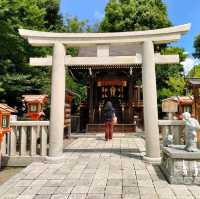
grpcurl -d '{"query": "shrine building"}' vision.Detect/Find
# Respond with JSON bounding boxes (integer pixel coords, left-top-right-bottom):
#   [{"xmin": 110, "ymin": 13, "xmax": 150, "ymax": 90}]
[{"xmin": 71, "ymin": 46, "xmax": 144, "ymax": 133}]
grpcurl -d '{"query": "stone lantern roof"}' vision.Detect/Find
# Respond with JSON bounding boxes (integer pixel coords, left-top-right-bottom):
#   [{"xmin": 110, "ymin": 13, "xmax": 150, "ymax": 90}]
[{"xmin": 22, "ymin": 95, "xmax": 48, "ymax": 104}]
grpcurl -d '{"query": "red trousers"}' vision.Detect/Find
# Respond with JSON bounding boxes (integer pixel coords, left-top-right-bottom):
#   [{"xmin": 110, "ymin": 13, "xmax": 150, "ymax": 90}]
[{"xmin": 105, "ymin": 121, "xmax": 113, "ymax": 140}]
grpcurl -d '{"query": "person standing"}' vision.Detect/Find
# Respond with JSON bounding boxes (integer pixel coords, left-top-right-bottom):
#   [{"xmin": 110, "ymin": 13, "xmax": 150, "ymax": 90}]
[{"xmin": 104, "ymin": 101, "xmax": 115, "ymax": 141}]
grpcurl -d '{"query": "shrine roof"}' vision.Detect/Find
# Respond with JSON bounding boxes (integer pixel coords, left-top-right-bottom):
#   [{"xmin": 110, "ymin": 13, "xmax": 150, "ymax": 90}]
[
  {"xmin": 78, "ymin": 44, "xmax": 141, "ymax": 57},
  {"xmin": 0, "ymin": 103, "xmax": 17, "ymax": 113},
  {"xmin": 70, "ymin": 64, "xmax": 140, "ymax": 70},
  {"xmin": 187, "ymin": 78, "xmax": 200, "ymax": 87},
  {"xmin": 162, "ymin": 96, "xmax": 194, "ymax": 105},
  {"xmin": 70, "ymin": 44, "xmax": 141, "ymax": 68},
  {"xmin": 22, "ymin": 95, "xmax": 48, "ymax": 104}
]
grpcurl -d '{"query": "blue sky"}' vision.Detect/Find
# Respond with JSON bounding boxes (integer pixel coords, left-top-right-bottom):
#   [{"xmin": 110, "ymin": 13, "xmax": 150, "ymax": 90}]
[{"xmin": 60, "ymin": 0, "xmax": 200, "ymax": 72}]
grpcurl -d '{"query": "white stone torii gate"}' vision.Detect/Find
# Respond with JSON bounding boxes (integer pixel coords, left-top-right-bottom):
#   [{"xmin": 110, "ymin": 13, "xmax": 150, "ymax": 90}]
[{"xmin": 19, "ymin": 24, "xmax": 190, "ymax": 164}]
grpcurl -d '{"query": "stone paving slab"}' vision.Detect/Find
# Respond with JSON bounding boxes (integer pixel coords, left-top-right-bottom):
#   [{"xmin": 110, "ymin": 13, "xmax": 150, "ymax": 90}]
[{"xmin": 0, "ymin": 135, "xmax": 200, "ymax": 198}]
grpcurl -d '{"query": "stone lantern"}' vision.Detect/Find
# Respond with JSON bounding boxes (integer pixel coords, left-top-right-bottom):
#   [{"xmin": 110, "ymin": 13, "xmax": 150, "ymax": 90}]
[
  {"xmin": 0, "ymin": 103, "xmax": 17, "ymax": 168},
  {"xmin": 0, "ymin": 103, "xmax": 17, "ymax": 142},
  {"xmin": 23, "ymin": 95, "xmax": 48, "ymax": 121}
]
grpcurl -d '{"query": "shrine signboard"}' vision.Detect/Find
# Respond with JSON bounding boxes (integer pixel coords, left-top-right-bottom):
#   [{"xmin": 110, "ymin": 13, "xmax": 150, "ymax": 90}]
[
  {"xmin": 162, "ymin": 99, "xmax": 178, "ymax": 113},
  {"xmin": 97, "ymin": 80, "xmax": 127, "ymax": 87}
]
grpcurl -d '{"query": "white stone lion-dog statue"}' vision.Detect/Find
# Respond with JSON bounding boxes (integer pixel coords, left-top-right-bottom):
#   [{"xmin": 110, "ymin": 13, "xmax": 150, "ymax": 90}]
[{"xmin": 182, "ymin": 112, "xmax": 200, "ymax": 152}]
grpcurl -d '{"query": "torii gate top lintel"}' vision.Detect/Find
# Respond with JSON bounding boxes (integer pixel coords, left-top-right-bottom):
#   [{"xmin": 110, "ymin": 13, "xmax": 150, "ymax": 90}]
[{"xmin": 19, "ymin": 23, "xmax": 191, "ymax": 47}]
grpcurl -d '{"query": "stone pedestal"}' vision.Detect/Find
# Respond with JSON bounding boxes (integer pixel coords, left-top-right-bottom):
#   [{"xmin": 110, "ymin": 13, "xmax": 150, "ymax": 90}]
[{"xmin": 161, "ymin": 145, "xmax": 200, "ymax": 184}]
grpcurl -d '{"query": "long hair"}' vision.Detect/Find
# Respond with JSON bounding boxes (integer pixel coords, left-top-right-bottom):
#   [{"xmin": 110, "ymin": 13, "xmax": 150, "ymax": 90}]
[{"xmin": 104, "ymin": 101, "xmax": 113, "ymax": 111}]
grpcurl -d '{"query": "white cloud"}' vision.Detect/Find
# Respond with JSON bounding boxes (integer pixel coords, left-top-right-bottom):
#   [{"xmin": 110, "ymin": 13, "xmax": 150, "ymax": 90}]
[
  {"xmin": 94, "ymin": 11, "xmax": 104, "ymax": 21},
  {"xmin": 181, "ymin": 56, "xmax": 200, "ymax": 75}
]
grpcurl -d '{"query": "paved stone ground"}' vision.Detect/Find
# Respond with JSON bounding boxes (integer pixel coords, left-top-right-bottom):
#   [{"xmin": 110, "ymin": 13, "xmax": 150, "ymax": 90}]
[
  {"xmin": 0, "ymin": 167, "xmax": 23, "ymax": 185},
  {"xmin": 1, "ymin": 134, "xmax": 200, "ymax": 199}
]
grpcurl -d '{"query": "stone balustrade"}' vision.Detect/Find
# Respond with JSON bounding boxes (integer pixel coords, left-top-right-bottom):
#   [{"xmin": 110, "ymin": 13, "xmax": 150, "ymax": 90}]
[
  {"xmin": 158, "ymin": 120, "xmax": 185, "ymax": 145},
  {"xmin": 0, "ymin": 119, "xmax": 186, "ymax": 167},
  {"xmin": 1, "ymin": 121, "xmax": 49, "ymax": 166}
]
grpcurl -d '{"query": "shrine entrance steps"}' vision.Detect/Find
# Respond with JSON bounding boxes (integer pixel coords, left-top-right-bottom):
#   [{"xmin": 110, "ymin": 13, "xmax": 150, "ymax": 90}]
[{"xmin": 86, "ymin": 124, "xmax": 136, "ymax": 133}]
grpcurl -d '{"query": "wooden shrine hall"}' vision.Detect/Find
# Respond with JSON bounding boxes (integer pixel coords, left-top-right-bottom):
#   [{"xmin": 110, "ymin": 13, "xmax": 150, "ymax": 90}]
[{"xmin": 70, "ymin": 45, "xmax": 144, "ymax": 133}]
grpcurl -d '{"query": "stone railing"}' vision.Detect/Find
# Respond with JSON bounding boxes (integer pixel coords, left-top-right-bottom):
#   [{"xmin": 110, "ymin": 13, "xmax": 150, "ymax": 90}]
[
  {"xmin": 1, "ymin": 121, "xmax": 49, "ymax": 166},
  {"xmin": 158, "ymin": 120, "xmax": 185, "ymax": 145}
]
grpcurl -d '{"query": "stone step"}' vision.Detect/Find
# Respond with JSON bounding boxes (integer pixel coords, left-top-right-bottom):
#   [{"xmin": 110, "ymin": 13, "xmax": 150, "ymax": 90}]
[{"xmin": 86, "ymin": 123, "xmax": 136, "ymax": 133}]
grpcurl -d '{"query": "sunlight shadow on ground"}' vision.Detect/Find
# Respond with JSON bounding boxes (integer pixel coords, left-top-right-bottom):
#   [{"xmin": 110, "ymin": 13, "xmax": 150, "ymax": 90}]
[{"xmin": 63, "ymin": 148, "xmax": 142, "ymax": 160}]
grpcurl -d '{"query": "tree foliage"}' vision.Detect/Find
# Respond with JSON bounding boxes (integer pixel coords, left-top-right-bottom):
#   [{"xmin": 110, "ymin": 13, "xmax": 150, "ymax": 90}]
[
  {"xmin": 158, "ymin": 75, "xmax": 186, "ymax": 100},
  {"xmin": 187, "ymin": 65, "xmax": 200, "ymax": 78},
  {"xmin": 65, "ymin": 16, "xmax": 96, "ymax": 33},
  {"xmin": 156, "ymin": 47, "xmax": 186, "ymax": 98},
  {"xmin": 193, "ymin": 34, "xmax": 200, "ymax": 59},
  {"xmin": 0, "ymin": 0, "xmax": 64, "ymax": 112},
  {"xmin": 0, "ymin": 1, "xmax": 95, "ymax": 115},
  {"xmin": 100, "ymin": 0, "xmax": 171, "ymax": 32}
]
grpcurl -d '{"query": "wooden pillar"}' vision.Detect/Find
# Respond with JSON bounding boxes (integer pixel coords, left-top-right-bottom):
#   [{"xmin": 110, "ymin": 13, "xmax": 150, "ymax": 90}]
[
  {"xmin": 93, "ymin": 79, "xmax": 97, "ymax": 123},
  {"xmin": 128, "ymin": 76, "xmax": 134, "ymax": 123},
  {"xmin": 193, "ymin": 88, "xmax": 199, "ymax": 120},
  {"xmin": 89, "ymin": 76, "xmax": 94, "ymax": 123},
  {"xmin": 137, "ymin": 86, "xmax": 141, "ymax": 102},
  {"xmin": 64, "ymin": 103, "xmax": 71, "ymax": 136}
]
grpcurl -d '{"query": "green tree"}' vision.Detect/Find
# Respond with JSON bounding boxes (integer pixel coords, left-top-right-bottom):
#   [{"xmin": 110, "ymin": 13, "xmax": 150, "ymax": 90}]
[
  {"xmin": 65, "ymin": 16, "xmax": 91, "ymax": 33},
  {"xmin": 159, "ymin": 75, "xmax": 186, "ymax": 100},
  {"xmin": 156, "ymin": 47, "xmax": 186, "ymax": 96},
  {"xmin": 193, "ymin": 34, "xmax": 200, "ymax": 59},
  {"xmin": 0, "ymin": 0, "xmax": 64, "ymax": 112},
  {"xmin": 43, "ymin": 0, "xmax": 65, "ymax": 32},
  {"xmin": 187, "ymin": 65, "xmax": 200, "ymax": 78},
  {"xmin": 100, "ymin": 0, "xmax": 171, "ymax": 32}
]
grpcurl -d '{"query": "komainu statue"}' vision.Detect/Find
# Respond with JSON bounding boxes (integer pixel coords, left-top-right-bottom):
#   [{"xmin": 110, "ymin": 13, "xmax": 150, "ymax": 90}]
[{"xmin": 183, "ymin": 112, "xmax": 200, "ymax": 152}]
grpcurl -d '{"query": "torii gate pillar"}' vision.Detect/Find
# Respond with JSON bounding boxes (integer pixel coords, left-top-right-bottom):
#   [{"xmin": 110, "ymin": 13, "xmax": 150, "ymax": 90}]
[
  {"xmin": 48, "ymin": 43, "xmax": 65, "ymax": 159},
  {"xmin": 142, "ymin": 40, "xmax": 161, "ymax": 164}
]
